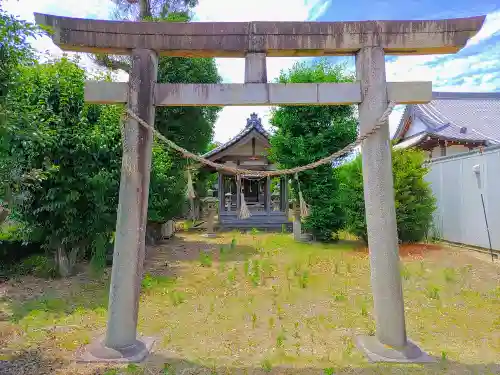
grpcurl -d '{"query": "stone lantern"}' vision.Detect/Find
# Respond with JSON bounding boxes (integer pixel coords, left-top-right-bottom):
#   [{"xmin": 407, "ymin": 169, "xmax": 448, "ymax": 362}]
[
  {"xmin": 224, "ymin": 192, "xmax": 232, "ymax": 212},
  {"xmin": 202, "ymin": 189, "xmax": 218, "ymax": 238},
  {"xmin": 271, "ymin": 190, "xmax": 280, "ymax": 211}
]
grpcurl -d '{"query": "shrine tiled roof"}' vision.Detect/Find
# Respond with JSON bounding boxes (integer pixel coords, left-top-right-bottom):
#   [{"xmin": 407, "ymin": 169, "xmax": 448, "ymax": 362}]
[
  {"xmin": 393, "ymin": 92, "xmax": 500, "ymax": 145},
  {"xmin": 203, "ymin": 113, "xmax": 270, "ymax": 159}
]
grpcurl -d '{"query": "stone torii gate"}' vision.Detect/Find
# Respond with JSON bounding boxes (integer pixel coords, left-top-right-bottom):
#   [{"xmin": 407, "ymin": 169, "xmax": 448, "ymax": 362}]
[{"xmin": 36, "ymin": 13, "xmax": 484, "ymax": 363}]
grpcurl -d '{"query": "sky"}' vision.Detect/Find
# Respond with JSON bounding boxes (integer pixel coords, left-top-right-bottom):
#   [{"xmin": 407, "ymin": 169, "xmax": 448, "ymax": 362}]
[{"xmin": 3, "ymin": 0, "xmax": 500, "ymax": 143}]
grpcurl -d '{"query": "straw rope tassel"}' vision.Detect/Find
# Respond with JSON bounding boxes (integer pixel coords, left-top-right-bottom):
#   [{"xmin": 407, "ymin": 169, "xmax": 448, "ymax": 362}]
[
  {"xmin": 238, "ymin": 176, "xmax": 251, "ymax": 219},
  {"xmin": 186, "ymin": 168, "xmax": 196, "ymax": 200},
  {"xmin": 294, "ymin": 173, "xmax": 309, "ymax": 218}
]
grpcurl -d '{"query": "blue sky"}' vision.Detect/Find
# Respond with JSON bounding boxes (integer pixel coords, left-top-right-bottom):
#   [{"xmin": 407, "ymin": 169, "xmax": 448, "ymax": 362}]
[{"xmin": 3, "ymin": 0, "xmax": 500, "ymax": 142}]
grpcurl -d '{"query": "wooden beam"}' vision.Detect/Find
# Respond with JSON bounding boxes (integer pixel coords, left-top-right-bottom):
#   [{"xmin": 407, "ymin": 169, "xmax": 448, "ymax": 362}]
[
  {"xmin": 219, "ymin": 155, "xmax": 269, "ymax": 162},
  {"xmin": 85, "ymin": 81, "xmax": 432, "ymax": 105},
  {"xmin": 266, "ymin": 176, "xmax": 271, "ymax": 215},
  {"xmin": 218, "ymin": 173, "xmax": 224, "ymax": 214},
  {"xmin": 35, "ymin": 13, "xmax": 485, "ymax": 57}
]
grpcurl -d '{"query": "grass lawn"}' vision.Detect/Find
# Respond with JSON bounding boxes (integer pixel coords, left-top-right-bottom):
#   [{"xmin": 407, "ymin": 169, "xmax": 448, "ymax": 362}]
[{"xmin": 0, "ymin": 232, "xmax": 499, "ymax": 374}]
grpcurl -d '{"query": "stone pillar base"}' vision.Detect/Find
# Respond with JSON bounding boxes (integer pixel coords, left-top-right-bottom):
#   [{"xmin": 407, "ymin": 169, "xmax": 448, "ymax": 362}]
[
  {"xmin": 77, "ymin": 336, "xmax": 155, "ymax": 363},
  {"xmin": 300, "ymin": 233, "xmax": 312, "ymax": 242},
  {"xmin": 355, "ymin": 335, "xmax": 435, "ymax": 363}
]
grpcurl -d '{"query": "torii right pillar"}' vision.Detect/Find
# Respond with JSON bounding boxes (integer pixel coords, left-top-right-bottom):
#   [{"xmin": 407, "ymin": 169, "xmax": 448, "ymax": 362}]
[{"xmin": 355, "ymin": 47, "xmax": 432, "ymax": 362}]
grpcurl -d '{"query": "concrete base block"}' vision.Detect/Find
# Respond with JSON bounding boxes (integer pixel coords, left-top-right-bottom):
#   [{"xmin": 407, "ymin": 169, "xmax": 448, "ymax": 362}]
[
  {"xmin": 355, "ymin": 335, "xmax": 436, "ymax": 363},
  {"xmin": 202, "ymin": 233, "xmax": 217, "ymax": 238},
  {"xmin": 77, "ymin": 336, "xmax": 155, "ymax": 363},
  {"xmin": 300, "ymin": 233, "xmax": 312, "ymax": 242}
]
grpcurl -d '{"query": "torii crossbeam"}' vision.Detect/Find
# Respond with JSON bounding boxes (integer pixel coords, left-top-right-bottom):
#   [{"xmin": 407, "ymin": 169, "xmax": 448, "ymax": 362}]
[{"xmin": 35, "ymin": 13, "xmax": 484, "ymax": 364}]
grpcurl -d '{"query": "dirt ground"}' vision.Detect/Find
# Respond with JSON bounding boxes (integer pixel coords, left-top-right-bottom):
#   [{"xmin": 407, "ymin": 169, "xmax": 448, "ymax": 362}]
[{"xmin": 0, "ymin": 233, "xmax": 499, "ymax": 375}]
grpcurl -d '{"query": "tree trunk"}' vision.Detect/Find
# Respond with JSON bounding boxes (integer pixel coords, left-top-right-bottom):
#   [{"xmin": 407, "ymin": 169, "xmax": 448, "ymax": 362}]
[
  {"xmin": 140, "ymin": 0, "xmax": 152, "ymax": 19},
  {"xmin": 0, "ymin": 206, "xmax": 9, "ymax": 225},
  {"xmin": 146, "ymin": 221, "xmax": 163, "ymax": 245},
  {"xmin": 56, "ymin": 247, "xmax": 70, "ymax": 277},
  {"xmin": 55, "ymin": 246, "xmax": 80, "ymax": 277}
]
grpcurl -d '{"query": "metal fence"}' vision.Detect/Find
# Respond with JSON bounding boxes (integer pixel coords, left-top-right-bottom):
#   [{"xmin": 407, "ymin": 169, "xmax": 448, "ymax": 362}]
[{"xmin": 425, "ymin": 145, "xmax": 500, "ymax": 251}]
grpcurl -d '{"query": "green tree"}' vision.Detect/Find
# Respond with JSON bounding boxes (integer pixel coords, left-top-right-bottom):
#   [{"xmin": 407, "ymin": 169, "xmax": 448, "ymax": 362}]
[
  {"xmin": 111, "ymin": 0, "xmax": 198, "ymax": 20},
  {"xmin": 1, "ymin": 57, "xmax": 123, "ymax": 275},
  {"xmin": 269, "ymin": 60, "xmax": 357, "ymax": 242},
  {"xmin": 338, "ymin": 147, "xmax": 436, "ymax": 243},
  {"xmin": 0, "ymin": 6, "xmax": 38, "ymax": 119},
  {"xmin": 0, "ymin": 7, "xmax": 39, "ymax": 221},
  {"xmin": 147, "ymin": 143, "xmax": 186, "ymax": 223},
  {"xmin": 94, "ymin": 0, "xmax": 198, "ymax": 70},
  {"xmin": 99, "ymin": 0, "xmax": 222, "ymax": 228}
]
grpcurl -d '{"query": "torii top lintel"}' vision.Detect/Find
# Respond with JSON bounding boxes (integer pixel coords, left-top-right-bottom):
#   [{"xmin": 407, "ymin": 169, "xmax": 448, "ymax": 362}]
[{"xmin": 34, "ymin": 13, "xmax": 485, "ymax": 57}]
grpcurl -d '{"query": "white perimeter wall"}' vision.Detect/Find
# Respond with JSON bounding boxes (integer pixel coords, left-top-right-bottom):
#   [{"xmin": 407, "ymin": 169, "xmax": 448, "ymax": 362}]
[{"xmin": 425, "ymin": 145, "xmax": 500, "ymax": 250}]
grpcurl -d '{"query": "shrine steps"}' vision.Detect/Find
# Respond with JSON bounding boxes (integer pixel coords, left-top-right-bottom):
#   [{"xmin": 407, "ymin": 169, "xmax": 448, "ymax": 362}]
[{"xmin": 217, "ymin": 215, "xmax": 292, "ymax": 232}]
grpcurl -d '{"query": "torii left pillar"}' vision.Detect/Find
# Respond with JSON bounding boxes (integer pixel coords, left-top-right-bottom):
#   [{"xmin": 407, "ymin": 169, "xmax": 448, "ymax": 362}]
[{"xmin": 80, "ymin": 49, "xmax": 158, "ymax": 362}]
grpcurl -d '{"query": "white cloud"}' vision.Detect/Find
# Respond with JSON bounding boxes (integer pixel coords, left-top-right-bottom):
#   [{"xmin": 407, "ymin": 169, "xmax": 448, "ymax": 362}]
[
  {"xmin": 193, "ymin": 0, "xmax": 330, "ymax": 142},
  {"xmin": 194, "ymin": 0, "xmax": 328, "ymax": 22},
  {"xmin": 3, "ymin": 0, "xmax": 116, "ymax": 76},
  {"xmin": 466, "ymin": 11, "xmax": 500, "ymax": 47},
  {"xmin": 386, "ymin": 9, "xmax": 500, "ymax": 134},
  {"xmin": 3, "ymin": 0, "xmax": 112, "ymax": 20}
]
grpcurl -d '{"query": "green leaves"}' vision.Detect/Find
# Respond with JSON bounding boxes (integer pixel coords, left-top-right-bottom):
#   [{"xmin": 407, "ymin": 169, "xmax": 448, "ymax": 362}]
[
  {"xmin": 1, "ymin": 57, "xmax": 122, "ymax": 260},
  {"xmin": 155, "ymin": 56, "xmax": 221, "ymax": 154},
  {"xmin": 1, "ymin": 1, "xmax": 223, "ymax": 265},
  {"xmin": 339, "ymin": 147, "xmax": 437, "ymax": 243},
  {"xmin": 148, "ymin": 143, "xmax": 186, "ymax": 222},
  {"xmin": 147, "ymin": 53, "xmax": 222, "ymax": 223},
  {"xmin": 0, "ymin": 7, "xmax": 39, "ymax": 115}
]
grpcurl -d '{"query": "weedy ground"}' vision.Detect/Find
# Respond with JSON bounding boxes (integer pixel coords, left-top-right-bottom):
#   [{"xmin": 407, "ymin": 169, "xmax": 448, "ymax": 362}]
[{"xmin": 0, "ymin": 232, "xmax": 499, "ymax": 374}]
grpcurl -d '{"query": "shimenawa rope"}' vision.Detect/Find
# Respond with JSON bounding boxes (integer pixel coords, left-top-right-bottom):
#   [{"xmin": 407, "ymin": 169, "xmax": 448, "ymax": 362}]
[{"xmin": 124, "ymin": 101, "xmax": 396, "ymax": 178}]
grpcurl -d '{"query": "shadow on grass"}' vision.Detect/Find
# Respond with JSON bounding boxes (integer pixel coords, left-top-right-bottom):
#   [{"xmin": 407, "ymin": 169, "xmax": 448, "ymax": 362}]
[
  {"xmin": 0, "ymin": 347, "xmax": 499, "ymax": 375},
  {"xmin": 125, "ymin": 352, "xmax": 500, "ymax": 375},
  {"xmin": 0, "ymin": 348, "xmax": 65, "ymax": 375},
  {"xmin": 145, "ymin": 235, "xmax": 258, "ymax": 277},
  {"xmin": 2, "ymin": 276, "xmax": 110, "ymax": 323},
  {"xmin": 2, "ymin": 235, "xmax": 257, "ymax": 323}
]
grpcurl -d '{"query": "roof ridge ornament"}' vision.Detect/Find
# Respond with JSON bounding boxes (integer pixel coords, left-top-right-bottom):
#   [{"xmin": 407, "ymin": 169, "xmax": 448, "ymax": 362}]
[{"xmin": 246, "ymin": 112, "xmax": 262, "ymax": 127}]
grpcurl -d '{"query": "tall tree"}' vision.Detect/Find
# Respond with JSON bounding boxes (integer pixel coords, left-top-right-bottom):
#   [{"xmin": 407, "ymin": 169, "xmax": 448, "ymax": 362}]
[
  {"xmin": 96, "ymin": 0, "xmax": 220, "ymax": 154},
  {"xmin": 111, "ymin": 0, "xmax": 197, "ymax": 20},
  {"xmin": 97, "ymin": 0, "xmax": 222, "ymax": 228},
  {"xmin": 0, "ymin": 6, "xmax": 38, "ymax": 112},
  {"xmin": 0, "ymin": 7, "xmax": 39, "ymax": 221},
  {"xmin": 269, "ymin": 60, "xmax": 357, "ymax": 242},
  {"xmin": 93, "ymin": 0, "xmax": 198, "ymax": 71}
]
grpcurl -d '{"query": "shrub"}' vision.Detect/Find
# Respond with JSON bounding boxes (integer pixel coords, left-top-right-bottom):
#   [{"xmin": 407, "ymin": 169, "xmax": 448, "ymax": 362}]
[
  {"xmin": 1, "ymin": 58, "xmax": 124, "ymax": 276},
  {"xmin": 0, "ymin": 222, "xmax": 44, "ymax": 266},
  {"xmin": 268, "ymin": 60, "xmax": 357, "ymax": 242},
  {"xmin": 15, "ymin": 255, "xmax": 57, "ymax": 278},
  {"xmin": 338, "ymin": 147, "xmax": 436, "ymax": 243}
]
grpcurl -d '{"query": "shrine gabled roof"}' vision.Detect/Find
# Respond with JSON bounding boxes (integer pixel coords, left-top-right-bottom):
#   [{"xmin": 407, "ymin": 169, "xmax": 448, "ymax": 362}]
[
  {"xmin": 203, "ymin": 113, "xmax": 270, "ymax": 159},
  {"xmin": 393, "ymin": 92, "xmax": 500, "ymax": 146}
]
